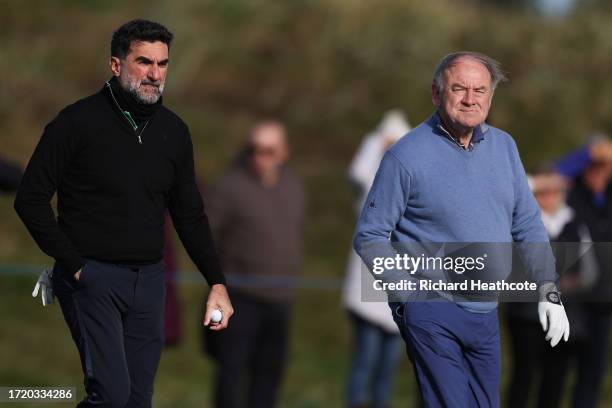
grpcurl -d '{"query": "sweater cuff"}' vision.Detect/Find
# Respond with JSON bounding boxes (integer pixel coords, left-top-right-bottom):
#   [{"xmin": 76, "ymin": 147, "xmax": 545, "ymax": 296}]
[{"xmin": 203, "ymin": 269, "xmax": 226, "ymax": 287}]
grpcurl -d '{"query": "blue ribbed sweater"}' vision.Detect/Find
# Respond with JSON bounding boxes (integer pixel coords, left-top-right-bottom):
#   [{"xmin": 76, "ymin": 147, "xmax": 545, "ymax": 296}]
[{"xmin": 353, "ymin": 113, "xmax": 556, "ymax": 312}]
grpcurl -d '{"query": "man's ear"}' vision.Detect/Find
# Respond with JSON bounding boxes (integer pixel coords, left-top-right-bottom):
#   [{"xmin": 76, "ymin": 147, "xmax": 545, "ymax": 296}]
[
  {"xmin": 431, "ymin": 82, "xmax": 441, "ymax": 107},
  {"xmin": 109, "ymin": 56, "xmax": 122, "ymax": 77}
]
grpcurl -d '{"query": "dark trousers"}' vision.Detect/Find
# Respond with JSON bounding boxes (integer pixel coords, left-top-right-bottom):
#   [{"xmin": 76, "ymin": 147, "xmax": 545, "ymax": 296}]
[
  {"xmin": 204, "ymin": 292, "xmax": 290, "ymax": 408},
  {"xmin": 52, "ymin": 258, "xmax": 165, "ymax": 408},
  {"xmin": 570, "ymin": 305, "xmax": 612, "ymax": 408},
  {"xmin": 507, "ymin": 318, "xmax": 575, "ymax": 408},
  {"xmin": 506, "ymin": 318, "xmax": 545, "ymax": 408},
  {"xmin": 507, "ymin": 305, "xmax": 612, "ymax": 408},
  {"xmin": 506, "ymin": 317, "xmax": 573, "ymax": 408}
]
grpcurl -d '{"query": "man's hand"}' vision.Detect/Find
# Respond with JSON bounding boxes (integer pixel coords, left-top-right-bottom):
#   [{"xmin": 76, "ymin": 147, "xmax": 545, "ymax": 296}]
[
  {"xmin": 203, "ymin": 284, "xmax": 233, "ymax": 331},
  {"xmin": 32, "ymin": 269, "xmax": 54, "ymax": 306},
  {"xmin": 74, "ymin": 268, "xmax": 82, "ymax": 282},
  {"xmin": 538, "ymin": 301, "xmax": 570, "ymax": 347}
]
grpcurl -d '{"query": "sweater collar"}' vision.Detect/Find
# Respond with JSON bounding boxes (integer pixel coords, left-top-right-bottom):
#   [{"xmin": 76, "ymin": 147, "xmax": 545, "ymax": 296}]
[{"xmin": 428, "ymin": 111, "xmax": 488, "ymax": 145}]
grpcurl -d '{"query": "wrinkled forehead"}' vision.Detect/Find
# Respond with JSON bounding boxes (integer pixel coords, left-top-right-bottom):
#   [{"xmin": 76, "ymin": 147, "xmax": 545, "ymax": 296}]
[
  {"xmin": 444, "ymin": 57, "xmax": 492, "ymax": 87},
  {"xmin": 125, "ymin": 40, "xmax": 169, "ymax": 60}
]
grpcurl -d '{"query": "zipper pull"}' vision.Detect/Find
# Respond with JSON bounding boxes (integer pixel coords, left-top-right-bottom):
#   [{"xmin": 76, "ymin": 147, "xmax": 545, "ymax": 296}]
[
  {"xmin": 123, "ymin": 111, "xmax": 138, "ymax": 131},
  {"xmin": 137, "ymin": 134, "xmax": 142, "ymax": 144}
]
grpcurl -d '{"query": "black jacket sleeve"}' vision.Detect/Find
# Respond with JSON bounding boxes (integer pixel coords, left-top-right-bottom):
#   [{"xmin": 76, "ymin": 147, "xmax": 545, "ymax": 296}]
[
  {"xmin": 14, "ymin": 112, "xmax": 85, "ymax": 276},
  {"xmin": 168, "ymin": 130, "xmax": 225, "ymax": 286}
]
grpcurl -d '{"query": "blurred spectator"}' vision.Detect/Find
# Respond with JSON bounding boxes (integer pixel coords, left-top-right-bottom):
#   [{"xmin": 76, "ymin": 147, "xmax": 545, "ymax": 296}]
[
  {"xmin": 203, "ymin": 120, "xmax": 305, "ymax": 408},
  {"xmin": 163, "ymin": 212, "xmax": 182, "ymax": 346},
  {"xmin": 552, "ymin": 137, "xmax": 612, "ymax": 408},
  {"xmin": 0, "ymin": 156, "xmax": 23, "ymax": 192},
  {"xmin": 508, "ymin": 139, "xmax": 612, "ymax": 407},
  {"xmin": 342, "ymin": 110, "xmax": 410, "ymax": 408},
  {"xmin": 505, "ymin": 167, "xmax": 583, "ymax": 408}
]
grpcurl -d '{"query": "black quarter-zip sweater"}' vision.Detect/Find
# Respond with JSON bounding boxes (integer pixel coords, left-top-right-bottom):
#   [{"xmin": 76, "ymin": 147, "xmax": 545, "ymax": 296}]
[{"xmin": 14, "ymin": 78, "xmax": 224, "ymax": 285}]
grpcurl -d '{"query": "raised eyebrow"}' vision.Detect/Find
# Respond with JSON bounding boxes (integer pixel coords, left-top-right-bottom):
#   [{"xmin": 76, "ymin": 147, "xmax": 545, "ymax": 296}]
[{"xmin": 159, "ymin": 59, "xmax": 170, "ymax": 65}]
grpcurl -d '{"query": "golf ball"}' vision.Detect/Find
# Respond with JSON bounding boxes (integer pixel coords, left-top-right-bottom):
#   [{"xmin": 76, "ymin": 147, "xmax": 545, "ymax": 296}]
[{"xmin": 211, "ymin": 309, "xmax": 222, "ymax": 323}]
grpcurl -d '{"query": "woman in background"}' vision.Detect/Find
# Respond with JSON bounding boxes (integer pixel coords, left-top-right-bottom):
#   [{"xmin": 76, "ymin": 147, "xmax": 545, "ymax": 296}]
[{"xmin": 343, "ymin": 110, "xmax": 410, "ymax": 408}]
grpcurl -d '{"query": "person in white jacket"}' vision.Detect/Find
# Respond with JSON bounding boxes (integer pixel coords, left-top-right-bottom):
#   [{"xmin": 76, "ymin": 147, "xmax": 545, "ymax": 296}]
[{"xmin": 343, "ymin": 110, "xmax": 410, "ymax": 408}]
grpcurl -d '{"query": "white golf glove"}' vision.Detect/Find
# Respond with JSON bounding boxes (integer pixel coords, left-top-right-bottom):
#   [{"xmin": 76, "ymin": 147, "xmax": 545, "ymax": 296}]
[
  {"xmin": 32, "ymin": 268, "xmax": 54, "ymax": 306},
  {"xmin": 537, "ymin": 283, "xmax": 570, "ymax": 347}
]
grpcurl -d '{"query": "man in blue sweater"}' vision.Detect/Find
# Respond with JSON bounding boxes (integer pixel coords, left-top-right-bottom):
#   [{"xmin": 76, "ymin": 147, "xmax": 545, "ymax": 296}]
[{"xmin": 353, "ymin": 52, "xmax": 570, "ymax": 406}]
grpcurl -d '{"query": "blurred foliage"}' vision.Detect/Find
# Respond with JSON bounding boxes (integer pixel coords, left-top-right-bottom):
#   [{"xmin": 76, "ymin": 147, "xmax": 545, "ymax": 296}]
[
  {"xmin": 4, "ymin": 0, "xmax": 612, "ymax": 271},
  {"xmin": 4, "ymin": 0, "xmax": 612, "ymax": 168}
]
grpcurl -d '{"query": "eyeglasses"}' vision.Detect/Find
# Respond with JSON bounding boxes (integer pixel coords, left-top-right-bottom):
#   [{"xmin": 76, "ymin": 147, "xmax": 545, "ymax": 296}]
[{"xmin": 249, "ymin": 145, "xmax": 278, "ymax": 157}]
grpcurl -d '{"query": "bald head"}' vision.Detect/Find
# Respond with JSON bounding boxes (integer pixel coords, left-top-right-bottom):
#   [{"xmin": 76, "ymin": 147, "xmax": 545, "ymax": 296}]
[
  {"xmin": 248, "ymin": 120, "xmax": 289, "ymax": 186},
  {"xmin": 249, "ymin": 121, "xmax": 287, "ymax": 150}
]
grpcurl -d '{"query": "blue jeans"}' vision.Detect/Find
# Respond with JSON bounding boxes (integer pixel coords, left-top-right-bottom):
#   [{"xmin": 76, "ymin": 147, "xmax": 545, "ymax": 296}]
[{"xmin": 346, "ymin": 312, "xmax": 402, "ymax": 408}]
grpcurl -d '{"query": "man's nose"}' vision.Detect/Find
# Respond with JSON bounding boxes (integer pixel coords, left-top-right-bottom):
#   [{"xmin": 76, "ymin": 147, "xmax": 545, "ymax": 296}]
[
  {"xmin": 462, "ymin": 89, "xmax": 476, "ymax": 105},
  {"xmin": 148, "ymin": 64, "xmax": 161, "ymax": 81}
]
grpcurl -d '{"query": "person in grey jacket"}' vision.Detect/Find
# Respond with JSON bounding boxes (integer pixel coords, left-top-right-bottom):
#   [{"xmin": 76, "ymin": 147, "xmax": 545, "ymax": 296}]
[{"xmin": 203, "ymin": 120, "xmax": 305, "ymax": 408}]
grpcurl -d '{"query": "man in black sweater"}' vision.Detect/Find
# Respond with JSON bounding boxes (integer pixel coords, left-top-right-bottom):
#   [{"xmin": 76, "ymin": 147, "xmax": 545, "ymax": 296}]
[{"xmin": 14, "ymin": 19, "xmax": 233, "ymax": 408}]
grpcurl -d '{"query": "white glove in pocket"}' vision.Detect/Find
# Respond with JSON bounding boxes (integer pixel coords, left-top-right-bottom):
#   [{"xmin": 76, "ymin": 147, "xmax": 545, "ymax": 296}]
[{"xmin": 32, "ymin": 268, "xmax": 54, "ymax": 307}]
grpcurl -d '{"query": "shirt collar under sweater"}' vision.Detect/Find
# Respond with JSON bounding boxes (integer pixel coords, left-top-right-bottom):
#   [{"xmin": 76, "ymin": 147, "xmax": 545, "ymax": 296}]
[
  {"xmin": 429, "ymin": 111, "xmax": 488, "ymax": 151},
  {"xmin": 106, "ymin": 76, "xmax": 162, "ymax": 127}
]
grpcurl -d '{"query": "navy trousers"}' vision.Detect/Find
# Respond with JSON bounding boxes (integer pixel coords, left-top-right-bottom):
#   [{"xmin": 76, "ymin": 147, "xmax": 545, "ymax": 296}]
[
  {"xmin": 393, "ymin": 301, "xmax": 500, "ymax": 408},
  {"xmin": 204, "ymin": 292, "xmax": 290, "ymax": 408},
  {"xmin": 52, "ymin": 258, "xmax": 165, "ymax": 408}
]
